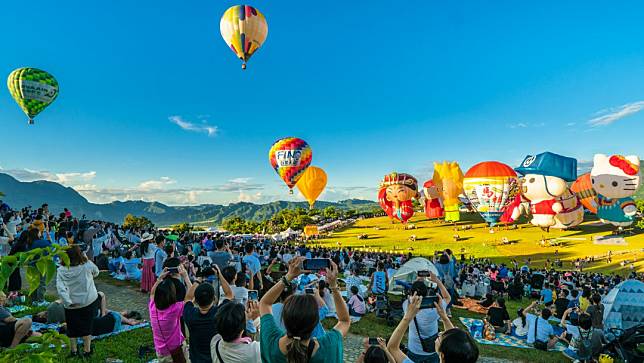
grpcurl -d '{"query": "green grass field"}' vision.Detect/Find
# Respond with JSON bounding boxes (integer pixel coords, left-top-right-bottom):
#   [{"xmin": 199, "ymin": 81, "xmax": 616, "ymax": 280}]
[{"xmin": 316, "ymin": 212, "xmax": 644, "ymax": 274}]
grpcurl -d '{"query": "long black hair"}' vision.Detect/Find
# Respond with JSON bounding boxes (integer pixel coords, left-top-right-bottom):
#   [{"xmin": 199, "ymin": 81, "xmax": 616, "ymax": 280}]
[
  {"xmin": 282, "ymin": 295, "xmax": 319, "ymax": 363},
  {"xmin": 517, "ymin": 308, "xmax": 527, "ymax": 328}
]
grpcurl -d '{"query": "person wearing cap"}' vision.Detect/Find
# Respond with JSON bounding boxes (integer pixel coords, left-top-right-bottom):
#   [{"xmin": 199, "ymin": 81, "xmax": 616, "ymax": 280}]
[{"xmin": 139, "ymin": 232, "xmax": 157, "ymax": 293}]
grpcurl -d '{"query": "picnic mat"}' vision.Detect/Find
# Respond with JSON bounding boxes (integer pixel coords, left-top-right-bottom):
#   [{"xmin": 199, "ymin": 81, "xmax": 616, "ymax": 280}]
[
  {"xmin": 26, "ymin": 314, "xmax": 150, "ymax": 341},
  {"xmin": 459, "ymin": 317, "xmax": 566, "ymax": 352},
  {"xmin": 7, "ymin": 301, "xmax": 50, "ymax": 314}
]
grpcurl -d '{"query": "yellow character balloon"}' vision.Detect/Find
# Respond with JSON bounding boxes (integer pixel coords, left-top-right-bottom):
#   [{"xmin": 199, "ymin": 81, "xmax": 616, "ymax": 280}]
[
  {"xmin": 296, "ymin": 166, "xmax": 327, "ymax": 209},
  {"xmin": 432, "ymin": 161, "xmax": 464, "ymax": 222}
]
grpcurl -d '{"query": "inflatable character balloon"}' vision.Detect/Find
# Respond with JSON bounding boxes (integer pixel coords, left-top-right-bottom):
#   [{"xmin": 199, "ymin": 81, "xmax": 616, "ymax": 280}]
[
  {"xmin": 571, "ymin": 173, "xmax": 598, "ymax": 214},
  {"xmin": 422, "ymin": 180, "xmax": 444, "ymax": 220},
  {"xmin": 590, "ymin": 154, "xmax": 640, "ymax": 228},
  {"xmin": 378, "ymin": 172, "xmax": 418, "ymax": 224},
  {"xmin": 552, "ymin": 188, "xmax": 584, "ymax": 230},
  {"xmin": 433, "ymin": 161, "xmax": 464, "ymax": 222},
  {"xmin": 515, "ymin": 152, "xmax": 577, "ymax": 231}
]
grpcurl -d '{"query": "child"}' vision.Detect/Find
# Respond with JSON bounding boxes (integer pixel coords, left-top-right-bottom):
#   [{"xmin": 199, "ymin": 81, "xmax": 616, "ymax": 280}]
[{"xmin": 347, "ymin": 285, "xmax": 366, "ymax": 317}]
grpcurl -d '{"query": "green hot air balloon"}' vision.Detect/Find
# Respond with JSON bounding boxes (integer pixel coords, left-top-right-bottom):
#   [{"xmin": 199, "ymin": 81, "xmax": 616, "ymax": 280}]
[{"xmin": 7, "ymin": 67, "xmax": 59, "ymax": 125}]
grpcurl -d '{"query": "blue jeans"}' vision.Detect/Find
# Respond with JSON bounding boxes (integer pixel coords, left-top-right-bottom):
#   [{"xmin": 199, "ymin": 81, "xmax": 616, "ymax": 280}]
[{"xmin": 407, "ymin": 351, "xmax": 439, "ymax": 363}]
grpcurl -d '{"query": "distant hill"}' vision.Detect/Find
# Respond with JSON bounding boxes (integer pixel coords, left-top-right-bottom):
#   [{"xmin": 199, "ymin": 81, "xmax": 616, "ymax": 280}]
[{"xmin": 0, "ymin": 173, "xmax": 378, "ymax": 226}]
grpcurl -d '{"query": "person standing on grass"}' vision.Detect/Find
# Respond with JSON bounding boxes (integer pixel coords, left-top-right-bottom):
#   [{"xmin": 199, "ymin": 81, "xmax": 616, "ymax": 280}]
[
  {"xmin": 56, "ymin": 245, "xmax": 101, "ymax": 358},
  {"xmin": 387, "ymin": 294, "xmax": 479, "ymax": 363},
  {"xmin": 140, "ymin": 232, "xmax": 156, "ymax": 292},
  {"xmin": 259, "ymin": 256, "xmax": 351, "ymax": 363}
]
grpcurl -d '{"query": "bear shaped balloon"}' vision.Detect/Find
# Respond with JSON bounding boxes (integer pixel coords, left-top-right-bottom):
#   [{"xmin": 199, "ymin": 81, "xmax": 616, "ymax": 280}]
[
  {"xmin": 514, "ymin": 152, "xmax": 578, "ymax": 231},
  {"xmin": 590, "ymin": 154, "xmax": 640, "ymax": 228}
]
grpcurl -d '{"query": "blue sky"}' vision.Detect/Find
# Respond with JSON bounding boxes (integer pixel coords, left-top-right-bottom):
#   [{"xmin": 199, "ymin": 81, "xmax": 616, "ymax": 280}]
[{"xmin": 1, "ymin": 1, "xmax": 644, "ymax": 205}]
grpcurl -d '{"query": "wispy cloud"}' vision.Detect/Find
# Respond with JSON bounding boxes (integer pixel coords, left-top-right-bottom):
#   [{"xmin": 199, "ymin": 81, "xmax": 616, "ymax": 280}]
[
  {"xmin": 588, "ymin": 101, "xmax": 644, "ymax": 127},
  {"xmin": 215, "ymin": 178, "xmax": 264, "ymax": 192},
  {"xmin": 0, "ymin": 167, "xmax": 96, "ymax": 185},
  {"xmin": 169, "ymin": 115, "xmax": 218, "ymax": 137},
  {"xmin": 506, "ymin": 122, "xmax": 545, "ymax": 129}
]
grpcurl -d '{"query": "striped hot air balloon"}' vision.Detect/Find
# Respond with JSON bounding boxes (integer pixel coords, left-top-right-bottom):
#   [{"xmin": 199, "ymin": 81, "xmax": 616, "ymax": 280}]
[
  {"xmin": 463, "ymin": 161, "xmax": 520, "ymax": 226},
  {"xmin": 220, "ymin": 5, "xmax": 268, "ymax": 69},
  {"xmin": 269, "ymin": 137, "xmax": 312, "ymax": 193},
  {"xmin": 571, "ymin": 173, "xmax": 598, "ymax": 214}
]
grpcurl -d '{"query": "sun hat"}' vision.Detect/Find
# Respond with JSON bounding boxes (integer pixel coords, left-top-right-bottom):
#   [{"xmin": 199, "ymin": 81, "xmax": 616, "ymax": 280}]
[{"xmin": 141, "ymin": 232, "xmax": 154, "ymax": 242}]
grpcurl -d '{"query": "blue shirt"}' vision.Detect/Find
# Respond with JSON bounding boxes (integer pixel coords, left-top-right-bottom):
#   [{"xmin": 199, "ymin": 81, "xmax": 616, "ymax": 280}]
[
  {"xmin": 540, "ymin": 289, "xmax": 553, "ymax": 304},
  {"xmin": 372, "ymin": 271, "xmax": 387, "ymax": 294},
  {"xmin": 243, "ymin": 254, "xmax": 261, "ymax": 276},
  {"xmin": 29, "ymin": 239, "xmax": 52, "ymax": 250},
  {"xmin": 154, "ymin": 248, "xmax": 168, "ymax": 277},
  {"xmin": 526, "ymin": 313, "xmax": 554, "ymax": 344}
]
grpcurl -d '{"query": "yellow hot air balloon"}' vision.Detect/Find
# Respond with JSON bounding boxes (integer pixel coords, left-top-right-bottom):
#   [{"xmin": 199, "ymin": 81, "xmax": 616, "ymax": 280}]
[
  {"xmin": 296, "ymin": 166, "xmax": 327, "ymax": 208},
  {"xmin": 220, "ymin": 5, "xmax": 268, "ymax": 70}
]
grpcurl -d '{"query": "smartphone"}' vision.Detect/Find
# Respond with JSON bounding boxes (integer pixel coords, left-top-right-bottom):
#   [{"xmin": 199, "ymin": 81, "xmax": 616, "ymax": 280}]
[
  {"xmin": 303, "ymin": 258, "xmax": 330, "ymax": 271},
  {"xmin": 305, "ymin": 288, "xmax": 315, "ymax": 295},
  {"xmin": 368, "ymin": 337, "xmax": 378, "ymax": 345},
  {"xmin": 417, "ymin": 270, "xmax": 430, "ymax": 277},
  {"xmin": 167, "ymin": 267, "xmax": 179, "ymax": 273},
  {"xmin": 248, "ymin": 290, "xmax": 259, "ymax": 301},
  {"xmin": 420, "ymin": 295, "xmax": 438, "ymax": 309}
]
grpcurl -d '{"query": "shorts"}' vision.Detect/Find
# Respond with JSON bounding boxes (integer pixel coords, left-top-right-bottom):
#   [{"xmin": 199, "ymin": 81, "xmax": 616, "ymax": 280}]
[
  {"xmin": 0, "ymin": 321, "xmax": 16, "ymax": 347},
  {"xmin": 110, "ymin": 311, "xmax": 122, "ymax": 332}
]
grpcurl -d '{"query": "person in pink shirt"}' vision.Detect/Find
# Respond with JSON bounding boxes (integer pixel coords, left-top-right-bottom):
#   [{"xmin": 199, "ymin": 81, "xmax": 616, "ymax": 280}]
[
  {"xmin": 149, "ymin": 265, "xmax": 192, "ymax": 362},
  {"xmin": 347, "ymin": 286, "xmax": 366, "ymax": 317}
]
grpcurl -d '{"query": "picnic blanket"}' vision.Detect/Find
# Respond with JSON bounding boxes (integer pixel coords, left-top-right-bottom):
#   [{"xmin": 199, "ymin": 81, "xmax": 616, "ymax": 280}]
[
  {"xmin": 459, "ymin": 317, "xmax": 567, "ymax": 352},
  {"xmin": 7, "ymin": 301, "xmax": 50, "ymax": 314},
  {"xmin": 453, "ymin": 298, "xmax": 489, "ymax": 315},
  {"xmin": 25, "ymin": 314, "xmax": 150, "ymax": 342}
]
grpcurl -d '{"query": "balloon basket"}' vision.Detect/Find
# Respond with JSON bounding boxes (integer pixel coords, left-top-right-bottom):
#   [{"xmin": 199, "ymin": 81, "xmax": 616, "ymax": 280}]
[
  {"xmin": 242, "ymin": 63, "xmax": 247, "ymax": 70},
  {"xmin": 28, "ymin": 118, "xmax": 34, "ymax": 125},
  {"xmin": 289, "ymin": 189, "xmax": 294, "ymax": 195}
]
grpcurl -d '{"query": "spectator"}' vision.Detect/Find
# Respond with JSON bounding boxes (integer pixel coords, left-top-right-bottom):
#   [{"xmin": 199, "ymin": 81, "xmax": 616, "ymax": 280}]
[
  {"xmin": 561, "ymin": 310, "xmax": 605, "ymax": 362},
  {"xmin": 55, "ymin": 245, "xmax": 101, "ymax": 357},
  {"xmin": 149, "ymin": 266, "xmax": 191, "ymax": 362},
  {"xmin": 259, "ymin": 256, "xmax": 350, "ymax": 363},
  {"xmin": 512, "ymin": 308, "xmax": 529, "ymax": 337},
  {"xmin": 586, "ymin": 294, "xmax": 604, "ymax": 330},
  {"xmin": 154, "ymin": 235, "xmax": 168, "ymax": 278},
  {"xmin": 554, "ymin": 289, "xmax": 570, "ymax": 319},
  {"xmin": 368, "ymin": 261, "xmax": 388, "ymax": 295},
  {"xmin": 163, "ymin": 257, "xmax": 190, "ymax": 302},
  {"xmin": 387, "ymin": 294, "xmax": 479, "ymax": 363},
  {"xmin": 540, "ymin": 282, "xmax": 554, "ymax": 306},
  {"xmin": 243, "ymin": 244, "xmax": 263, "ymax": 292},
  {"xmin": 122, "ymin": 250, "xmax": 142, "ymax": 281},
  {"xmin": 579, "ymin": 287, "xmax": 591, "ymax": 312},
  {"xmin": 183, "ymin": 266, "xmax": 234, "ymax": 363},
  {"xmin": 208, "ymin": 240, "xmax": 233, "ymax": 270},
  {"xmin": 522, "ymin": 300, "xmax": 559, "ymax": 350},
  {"xmin": 221, "ymin": 266, "xmax": 249, "ymax": 306},
  {"xmin": 347, "ymin": 286, "xmax": 366, "ymax": 317},
  {"xmin": 0, "ymin": 291, "xmax": 39, "ymax": 348},
  {"xmin": 140, "ymin": 232, "xmax": 156, "ymax": 293},
  {"xmin": 318, "ymin": 280, "xmax": 335, "ymax": 317},
  {"xmin": 211, "ymin": 301, "xmax": 261, "ymax": 363},
  {"xmin": 402, "ymin": 273, "xmax": 451, "ymax": 363},
  {"xmin": 486, "ymin": 297, "xmax": 511, "ymax": 333},
  {"xmin": 357, "ymin": 337, "xmax": 395, "ymax": 363}
]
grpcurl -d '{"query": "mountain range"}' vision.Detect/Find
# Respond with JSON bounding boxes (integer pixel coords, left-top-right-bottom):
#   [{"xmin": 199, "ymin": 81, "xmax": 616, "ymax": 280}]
[{"xmin": 0, "ymin": 173, "xmax": 378, "ymax": 226}]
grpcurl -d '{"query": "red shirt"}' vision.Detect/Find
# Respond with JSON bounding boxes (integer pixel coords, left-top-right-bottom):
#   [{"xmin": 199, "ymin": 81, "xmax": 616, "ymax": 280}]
[{"xmin": 530, "ymin": 199, "xmax": 557, "ymax": 215}]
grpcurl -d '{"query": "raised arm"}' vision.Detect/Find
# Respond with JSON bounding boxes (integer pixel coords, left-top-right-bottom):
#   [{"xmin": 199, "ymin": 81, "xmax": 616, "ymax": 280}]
[
  {"xmin": 522, "ymin": 300, "xmax": 538, "ymax": 317},
  {"xmin": 387, "ymin": 294, "xmax": 421, "ymax": 363},
  {"xmin": 327, "ymin": 260, "xmax": 351, "ymax": 337},
  {"xmin": 434, "ymin": 296, "xmax": 455, "ymax": 330},
  {"xmin": 216, "ymin": 265, "xmax": 234, "ymax": 301},
  {"xmin": 259, "ymin": 256, "xmax": 304, "ymax": 316},
  {"xmin": 430, "ymin": 272, "xmax": 451, "ymax": 306}
]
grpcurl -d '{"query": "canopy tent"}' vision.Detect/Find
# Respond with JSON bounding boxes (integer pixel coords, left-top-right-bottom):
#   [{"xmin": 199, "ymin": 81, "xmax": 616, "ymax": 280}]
[
  {"xmin": 388, "ymin": 257, "xmax": 439, "ymax": 295},
  {"xmin": 602, "ymin": 279, "xmax": 644, "ymax": 330}
]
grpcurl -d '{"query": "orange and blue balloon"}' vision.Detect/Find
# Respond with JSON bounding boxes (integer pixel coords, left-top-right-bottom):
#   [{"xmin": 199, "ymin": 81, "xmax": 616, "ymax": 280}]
[
  {"xmin": 463, "ymin": 161, "xmax": 520, "ymax": 226},
  {"xmin": 269, "ymin": 137, "xmax": 312, "ymax": 192}
]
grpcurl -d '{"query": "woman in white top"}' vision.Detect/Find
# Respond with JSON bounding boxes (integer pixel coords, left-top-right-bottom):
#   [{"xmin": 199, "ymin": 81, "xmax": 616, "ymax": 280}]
[
  {"xmin": 56, "ymin": 245, "xmax": 100, "ymax": 357},
  {"xmin": 211, "ymin": 301, "xmax": 261, "ymax": 363},
  {"xmin": 139, "ymin": 233, "xmax": 156, "ymax": 293},
  {"xmin": 512, "ymin": 308, "xmax": 529, "ymax": 337}
]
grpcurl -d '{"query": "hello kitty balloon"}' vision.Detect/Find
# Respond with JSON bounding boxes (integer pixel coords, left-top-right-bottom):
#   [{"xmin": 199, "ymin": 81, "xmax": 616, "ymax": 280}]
[{"xmin": 590, "ymin": 154, "xmax": 640, "ymax": 227}]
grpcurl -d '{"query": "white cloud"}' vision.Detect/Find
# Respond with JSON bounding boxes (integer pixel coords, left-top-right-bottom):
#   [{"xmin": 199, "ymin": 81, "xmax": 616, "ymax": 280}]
[
  {"xmin": 138, "ymin": 177, "xmax": 177, "ymax": 191},
  {"xmin": 216, "ymin": 178, "xmax": 264, "ymax": 192},
  {"xmin": 506, "ymin": 122, "xmax": 545, "ymax": 129},
  {"xmin": 0, "ymin": 167, "xmax": 96, "ymax": 185},
  {"xmin": 169, "ymin": 115, "xmax": 218, "ymax": 137},
  {"xmin": 588, "ymin": 101, "xmax": 644, "ymax": 127}
]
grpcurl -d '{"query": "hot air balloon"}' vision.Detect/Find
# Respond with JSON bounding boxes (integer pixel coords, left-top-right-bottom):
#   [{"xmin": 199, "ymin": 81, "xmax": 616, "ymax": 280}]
[
  {"xmin": 433, "ymin": 161, "xmax": 464, "ymax": 222},
  {"xmin": 378, "ymin": 172, "xmax": 418, "ymax": 224},
  {"xmin": 269, "ymin": 137, "xmax": 312, "ymax": 193},
  {"xmin": 220, "ymin": 5, "xmax": 268, "ymax": 70},
  {"xmin": 7, "ymin": 67, "xmax": 59, "ymax": 124},
  {"xmin": 571, "ymin": 173, "xmax": 598, "ymax": 214},
  {"xmin": 296, "ymin": 166, "xmax": 327, "ymax": 208},
  {"xmin": 463, "ymin": 161, "xmax": 520, "ymax": 226},
  {"xmin": 422, "ymin": 180, "xmax": 444, "ymax": 219}
]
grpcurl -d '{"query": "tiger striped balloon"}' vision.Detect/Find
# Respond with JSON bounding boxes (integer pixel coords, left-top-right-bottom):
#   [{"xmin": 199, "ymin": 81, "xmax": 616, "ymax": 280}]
[{"xmin": 269, "ymin": 137, "xmax": 312, "ymax": 192}]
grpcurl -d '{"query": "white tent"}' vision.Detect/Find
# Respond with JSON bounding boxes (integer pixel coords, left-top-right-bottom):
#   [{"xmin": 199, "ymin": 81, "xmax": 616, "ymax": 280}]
[
  {"xmin": 388, "ymin": 257, "xmax": 439, "ymax": 295},
  {"xmin": 602, "ymin": 279, "xmax": 644, "ymax": 330}
]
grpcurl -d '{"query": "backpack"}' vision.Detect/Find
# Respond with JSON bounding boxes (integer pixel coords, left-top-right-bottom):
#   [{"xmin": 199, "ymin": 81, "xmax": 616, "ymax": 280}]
[{"xmin": 576, "ymin": 328, "xmax": 593, "ymax": 360}]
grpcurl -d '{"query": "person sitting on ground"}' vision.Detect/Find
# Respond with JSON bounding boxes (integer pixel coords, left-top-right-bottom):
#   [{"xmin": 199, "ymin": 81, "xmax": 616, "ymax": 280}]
[
  {"xmin": 522, "ymin": 300, "xmax": 559, "ymax": 350},
  {"xmin": 121, "ymin": 250, "xmax": 142, "ymax": 281},
  {"xmin": 486, "ymin": 297, "xmax": 511, "ymax": 333},
  {"xmin": 33, "ymin": 299, "xmax": 66, "ymax": 324},
  {"xmin": 512, "ymin": 308, "xmax": 529, "ymax": 337},
  {"xmin": 149, "ymin": 266, "xmax": 192, "ymax": 362},
  {"xmin": 356, "ymin": 337, "xmax": 395, "ymax": 363},
  {"xmin": 91, "ymin": 309, "xmax": 143, "ymax": 336},
  {"xmin": 387, "ymin": 294, "xmax": 479, "ymax": 363},
  {"xmin": 560, "ymin": 309, "xmax": 605, "ymax": 362},
  {"xmin": 478, "ymin": 293, "xmax": 495, "ymax": 308},
  {"xmin": 402, "ymin": 273, "xmax": 452, "ymax": 363},
  {"xmin": 183, "ymin": 265, "xmax": 234, "ymax": 363},
  {"xmin": 259, "ymin": 256, "xmax": 351, "ymax": 363},
  {"xmin": 540, "ymin": 282, "xmax": 554, "ymax": 306},
  {"xmin": 347, "ymin": 285, "xmax": 366, "ymax": 318},
  {"xmin": 554, "ymin": 289, "xmax": 570, "ymax": 319},
  {"xmin": 210, "ymin": 301, "xmax": 261, "ymax": 363},
  {"xmin": 368, "ymin": 261, "xmax": 388, "ymax": 295},
  {"xmin": 0, "ymin": 291, "xmax": 40, "ymax": 348}
]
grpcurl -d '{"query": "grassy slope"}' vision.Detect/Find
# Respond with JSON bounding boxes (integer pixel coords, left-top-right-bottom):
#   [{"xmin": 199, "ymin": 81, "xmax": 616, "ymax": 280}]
[{"xmin": 317, "ymin": 212, "xmax": 644, "ymax": 274}]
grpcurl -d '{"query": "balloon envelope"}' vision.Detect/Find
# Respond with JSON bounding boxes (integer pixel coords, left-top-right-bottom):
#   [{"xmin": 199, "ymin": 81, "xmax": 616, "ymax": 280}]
[
  {"xmin": 7, "ymin": 67, "xmax": 59, "ymax": 124},
  {"xmin": 220, "ymin": 5, "xmax": 268, "ymax": 68},
  {"xmin": 463, "ymin": 161, "xmax": 520, "ymax": 226},
  {"xmin": 571, "ymin": 173, "xmax": 597, "ymax": 214},
  {"xmin": 296, "ymin": 166, "xmax": 327, "ymax": 208},
  {"xmin": 269, "ymin": 137, "xmax": 312, "ymax": 191}
]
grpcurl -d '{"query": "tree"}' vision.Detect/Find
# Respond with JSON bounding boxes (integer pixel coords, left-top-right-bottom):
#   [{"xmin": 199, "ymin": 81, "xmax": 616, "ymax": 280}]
[
  {"xmin": 123, "ymin": 214, "xmax": 154, "ymax": 229},
  {"xmin": 173, "ymin": 222, "xmax": 192, "ymax": 234},
  {"xmin": 635, "ymin": 200, "xmax": 644, "ymax": 229}
]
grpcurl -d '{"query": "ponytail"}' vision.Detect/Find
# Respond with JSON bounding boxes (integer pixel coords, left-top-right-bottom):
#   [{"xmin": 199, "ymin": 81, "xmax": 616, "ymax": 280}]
[{"xmin": 286, "ymin": 337, "xmax": 309, "ymax": 363}]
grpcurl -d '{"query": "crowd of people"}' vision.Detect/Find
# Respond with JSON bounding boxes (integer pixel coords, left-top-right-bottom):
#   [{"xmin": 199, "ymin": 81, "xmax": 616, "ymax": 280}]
[{"xmin": 0, "ymin": 200, "xmax": 642, "ymax": 362}]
